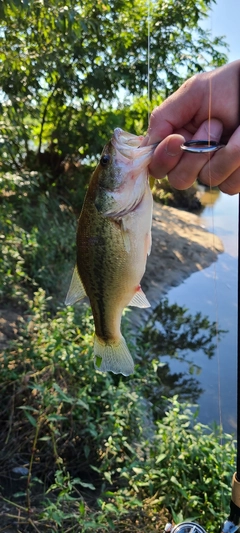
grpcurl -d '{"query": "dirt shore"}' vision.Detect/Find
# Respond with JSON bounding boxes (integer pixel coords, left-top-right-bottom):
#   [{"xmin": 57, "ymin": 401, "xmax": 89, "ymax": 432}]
[{"xmin": 130, "ymin": 201, "xmax": 223, "ymax": 328}]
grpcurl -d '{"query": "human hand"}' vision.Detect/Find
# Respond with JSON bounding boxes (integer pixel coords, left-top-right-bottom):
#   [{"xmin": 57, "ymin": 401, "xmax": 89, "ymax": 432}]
[{"xmin": 143, "ymin": 60, "xmax": 240, "ymax": 195}]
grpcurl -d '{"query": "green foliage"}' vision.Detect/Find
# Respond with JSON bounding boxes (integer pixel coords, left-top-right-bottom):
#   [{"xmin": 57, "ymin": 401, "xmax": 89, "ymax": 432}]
[
  {"xmin": 0, "ymin": 287, "xmax": 146, "ymax": 484},
  {"xmin": 0, "ymin": 2, "xmax": 234, "ymax": 531},
  {"xmin": 0, "ymin": 171, "xmax": 77, "ymax": 304},
  {"xmin": 0, "ymin": 288, "xmax": 157, "ymax": 531},
  {"xmin": 0, "ymin": 0, "xmax": 227, "ymax": 179},
  {"xmin": 0, "ymin": 312, "xmax": 236, "ymax": 532},
  {"xmin": 0, "ymin": 170, "xmax": 233, "ymax": 532},
  {"xmin": 120, "ymin": 398, "xmax": 236, "ymax": 533},
  {"xmin": 0, "ymin": 288, "xmax": 233, "ymax": 531}
]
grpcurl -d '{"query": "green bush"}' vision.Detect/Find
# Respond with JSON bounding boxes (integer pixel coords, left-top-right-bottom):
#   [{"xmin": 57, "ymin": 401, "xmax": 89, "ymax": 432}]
[
  {"xmin": 120, "ymin": 397, "xmax": 236, "ymax": 532},
  {"xmin": 0, "ymin": 289, "xmax": 145, "ymax": 476},
  {"xmin": 0, "ymin": 171, "xmax": 236, "ymax": 532},
  {"xmin": 0, "ymin": 171, "xmax": 77, "ymax": 305},
  {"xmin": 0, "ymin": 289, "xmax": 236, "ymax": 531}
]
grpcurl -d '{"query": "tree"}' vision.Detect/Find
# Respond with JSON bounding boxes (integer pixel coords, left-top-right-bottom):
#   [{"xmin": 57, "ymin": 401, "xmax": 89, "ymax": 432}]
[{"xmin": 0, "ymin": 0, "xmax": 227, "ymax": 175}]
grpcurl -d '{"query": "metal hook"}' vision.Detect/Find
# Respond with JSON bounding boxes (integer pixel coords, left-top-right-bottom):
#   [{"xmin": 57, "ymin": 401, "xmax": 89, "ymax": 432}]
[{"xmin": 181, "ymin": 140, "xmax": 225, "ymax": 154}]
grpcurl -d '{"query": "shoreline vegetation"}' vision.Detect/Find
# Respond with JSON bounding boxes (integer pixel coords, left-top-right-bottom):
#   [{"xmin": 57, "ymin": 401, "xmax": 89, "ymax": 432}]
[
  {"xmin": 1, "ymin": 179, "xmax": 232, "ymax": 533},
  {"xmin": 0, "ymin": 0, "xmax": 232, "ymax": 528}
]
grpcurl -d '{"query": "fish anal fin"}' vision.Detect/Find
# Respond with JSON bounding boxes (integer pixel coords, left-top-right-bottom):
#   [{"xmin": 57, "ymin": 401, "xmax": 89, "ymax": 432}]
[
  {"xmin": 94, "ymin": 335, "xmax": 134, "ymax": 376},
  {"xmin": 128, "ymin": 286, "xmax": 151, "ymax": 308},
  {"xmin": 65, "ymin": 265, "xmax": 86, "ymax": 306}
]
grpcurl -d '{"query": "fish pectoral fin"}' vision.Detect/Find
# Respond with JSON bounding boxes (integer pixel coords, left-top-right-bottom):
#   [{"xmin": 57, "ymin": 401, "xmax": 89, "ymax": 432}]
[
  {"xmin": 65, "ymin": 266, "xmax": 86, "ymax": 306},
  {"xmin": 146, "ymin": 231, "xmax": 152, "ymax": 256},
  {"xmin": 94, "ymin": 335, "xmax": 134, "ymax": 376},
  {"xmin": 120, "ymin": 218, "xmax": 131, "ymax": 253},
  {"xmin": 128, "ymin": 287, "xmax": 151, "ymax": 308}
]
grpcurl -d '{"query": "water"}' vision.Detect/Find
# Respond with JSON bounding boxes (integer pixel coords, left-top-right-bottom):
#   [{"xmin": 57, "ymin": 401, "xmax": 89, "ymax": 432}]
[{"xmin": 164, "ymin": 191, "xmax": 238, "ymax": 433}]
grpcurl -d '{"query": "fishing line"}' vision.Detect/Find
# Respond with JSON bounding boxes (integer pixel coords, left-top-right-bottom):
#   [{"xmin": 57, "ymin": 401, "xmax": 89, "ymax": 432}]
[
  {"xmin": 205, "ymin": 11, "xmax": 225, "ymax": 516},
  {"xmin": 207, "ymin": 75, "xmax": 223, "ymax": 436},
  {"xmin": 208, "ymin": 127, "xmax": 224, "ymax": 516},
  {"xmin": 147, "ymin": 0, "xmax": 151, "ymax": 121},
  {"xmin": 204, "ymin": 0, "xmax": 225, "ymax": 473}
]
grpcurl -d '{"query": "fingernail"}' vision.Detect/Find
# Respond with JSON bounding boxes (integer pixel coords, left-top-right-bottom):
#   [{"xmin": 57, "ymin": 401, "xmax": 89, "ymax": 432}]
[
  {"xmin": 165, "ymin": 137, "xmax": 183, "ymax": 157},
  {"xmin": 143, "ymin": 133, "xmax": 163, "ymax": 146},
  {"xmin": 140, "ymin": 134, "xmax": 150, "ymax": 147},
  {"xmin": 203, "ymin": 118, "xmax": 223, "ymax": 140}
]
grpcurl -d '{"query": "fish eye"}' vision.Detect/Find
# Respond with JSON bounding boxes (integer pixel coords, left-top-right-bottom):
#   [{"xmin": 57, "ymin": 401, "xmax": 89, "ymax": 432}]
[{"xmin": 100, "ymin": 154, "xmax": 111, "ymax": 167}]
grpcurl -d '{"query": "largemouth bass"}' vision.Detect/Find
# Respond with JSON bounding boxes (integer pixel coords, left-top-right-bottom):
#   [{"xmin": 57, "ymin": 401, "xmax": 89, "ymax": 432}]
[{"xmin": 65, "ymin": 128, "xmax": 156, "ymax": 376}]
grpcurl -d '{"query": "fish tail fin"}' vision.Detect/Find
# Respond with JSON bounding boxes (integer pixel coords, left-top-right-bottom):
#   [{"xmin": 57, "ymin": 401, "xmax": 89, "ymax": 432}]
[{"xmin": 94, "ymin": 335, "xmax": 134, "ymax": 376}]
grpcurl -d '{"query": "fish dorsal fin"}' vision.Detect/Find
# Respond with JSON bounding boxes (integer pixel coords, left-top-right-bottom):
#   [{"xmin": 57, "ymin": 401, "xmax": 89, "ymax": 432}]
[
  {"xmin": 65, "ymin": 266, "xmax": 86, "ymax": 306},
  {"xmin": 128, "ymin": 287, "xmax": 151, "ymax": 308}
]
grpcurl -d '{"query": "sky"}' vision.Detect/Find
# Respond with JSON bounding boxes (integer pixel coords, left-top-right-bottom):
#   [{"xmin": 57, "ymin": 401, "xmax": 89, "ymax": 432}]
[{"xmin": 206, "ymin": 0, "xmax": 239, "ymax": 63}]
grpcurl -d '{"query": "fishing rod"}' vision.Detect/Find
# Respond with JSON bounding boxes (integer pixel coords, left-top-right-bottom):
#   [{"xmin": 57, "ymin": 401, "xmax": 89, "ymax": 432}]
[{"xmin": 163, "ymin": 140, "xmax": 240, "ymax": 533}]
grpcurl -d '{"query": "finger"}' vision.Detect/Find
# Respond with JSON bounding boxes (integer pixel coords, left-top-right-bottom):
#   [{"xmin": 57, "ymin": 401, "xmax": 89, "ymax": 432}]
[
  {"xmin": 149, "ymin": 134, "xmax": 185, "ymax": 180},
  {"xmin": 145, "ymin": 76, "xmax": 203, "ymax": 144},
  {"xmin": 167, "ymin": 118, "xmax": 223, "ymax": 190},
  {"xmin": 218, "ymin": 168, "xmax": 240, "ymax": 195},
  {"xmin": 199, "ymin": 125, "xmax": 240, "ymax": 188}
]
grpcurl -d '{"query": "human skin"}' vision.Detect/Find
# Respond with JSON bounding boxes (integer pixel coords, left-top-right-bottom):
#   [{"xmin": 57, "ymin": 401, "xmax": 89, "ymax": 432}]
[{"xmin": 142, "ymin": 60, "xmax": 240, "ymax": 195}]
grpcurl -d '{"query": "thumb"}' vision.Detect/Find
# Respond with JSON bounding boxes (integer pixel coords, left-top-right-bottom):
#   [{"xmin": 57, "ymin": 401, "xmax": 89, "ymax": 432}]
[{"xmin": 149, "ymin": 134, "xmax": 185, "ymax": 180}]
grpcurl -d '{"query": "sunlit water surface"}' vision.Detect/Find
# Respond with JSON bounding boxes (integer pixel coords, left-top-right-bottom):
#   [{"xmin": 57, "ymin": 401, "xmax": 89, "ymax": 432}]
[{"xmin": 164, "ymin": 191, "xmax": 238, "ymax": 434}]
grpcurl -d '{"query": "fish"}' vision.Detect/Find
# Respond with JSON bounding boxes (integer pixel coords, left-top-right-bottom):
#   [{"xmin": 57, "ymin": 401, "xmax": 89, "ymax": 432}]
[{"xmin": 65, "ymin": 128, "xmax": 156, "ymax": 376}]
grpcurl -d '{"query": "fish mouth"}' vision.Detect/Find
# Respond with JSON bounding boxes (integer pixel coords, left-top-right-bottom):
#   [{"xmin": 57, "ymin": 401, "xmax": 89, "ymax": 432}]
[
  {"xmin": 111, "ymin": 128, "xmax": 156, "ymax": 173},
  {"xmin": 95, "ymin": 128, "xmax": 155, "ymax": 220},
  {"xmin": 113, "ymin": 128, "xmax": 145, "ymax": 148}
]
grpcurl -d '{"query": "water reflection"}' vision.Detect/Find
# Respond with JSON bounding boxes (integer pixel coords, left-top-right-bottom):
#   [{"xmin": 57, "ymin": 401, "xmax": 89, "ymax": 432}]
[
  {"xmin": 154, "ymin": 361, "xmax": 204, "ymax": 403},
  {"xmin": 161, "ymin": 192, "xmax": 238, "ymax": 433},
  {"xmin": 138, "ymin": 298, "xmax": 226, "ymax": 419}
]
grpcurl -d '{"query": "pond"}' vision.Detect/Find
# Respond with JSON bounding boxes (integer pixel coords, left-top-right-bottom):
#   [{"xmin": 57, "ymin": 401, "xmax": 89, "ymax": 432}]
[{"xmin": 163, "ymin": 191, "xmax": 238, "ymax": 434}]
